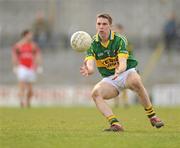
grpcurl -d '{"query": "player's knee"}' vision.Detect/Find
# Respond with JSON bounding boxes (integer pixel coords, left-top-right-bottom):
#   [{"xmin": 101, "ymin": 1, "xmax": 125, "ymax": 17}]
[
  {"xmin": 91, "ymin": 88, "xmax": 102, "ymax": 101},
  {"xmin": 27, "ymin": 89, "xmax": 33, "ymax": 97}
]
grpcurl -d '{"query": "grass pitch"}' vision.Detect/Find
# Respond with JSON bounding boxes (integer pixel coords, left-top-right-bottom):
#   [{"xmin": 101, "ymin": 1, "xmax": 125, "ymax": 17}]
[{"xmin": 0, "ymin": 106, "xmax": 180, "ymax": 148}]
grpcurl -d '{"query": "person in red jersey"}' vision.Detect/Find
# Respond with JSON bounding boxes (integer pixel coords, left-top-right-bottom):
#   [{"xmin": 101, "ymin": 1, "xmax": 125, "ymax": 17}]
[{"xmin": 12, "ymin": 29, "xmax": 43, "ymax": 107}]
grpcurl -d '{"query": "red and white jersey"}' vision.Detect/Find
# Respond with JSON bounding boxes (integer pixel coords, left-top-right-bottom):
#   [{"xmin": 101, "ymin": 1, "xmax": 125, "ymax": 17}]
[{"xmin": 13, "ymin": 42, "xmax": 40, "ymax": 70}]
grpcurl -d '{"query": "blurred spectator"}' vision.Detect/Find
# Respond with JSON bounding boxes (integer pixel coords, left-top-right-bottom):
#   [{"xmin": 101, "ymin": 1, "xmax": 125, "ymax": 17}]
[
  {"xmin": 32, "ymin": 11, "xmax": 52, "ymax": 50},
  {"xmin": 112, "ymin": 24, "xmax": 134, "ymax": 108},
  {"xmin": 175, "ymin": 22, "xmax": 180, "ymax": 50},
  {"xmin": 163, "ymin": 13, "xmax": 177, "ymax": 51},
  {"xmin": 112, "ymin": 24, "xmax": 134, "ymax": 55}
]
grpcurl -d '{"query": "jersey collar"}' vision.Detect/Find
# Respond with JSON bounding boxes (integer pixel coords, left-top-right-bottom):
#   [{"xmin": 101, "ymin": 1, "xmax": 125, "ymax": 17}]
[{"xmin": 95, "ymin": 30, "xmax": 115, "ymax": 42}]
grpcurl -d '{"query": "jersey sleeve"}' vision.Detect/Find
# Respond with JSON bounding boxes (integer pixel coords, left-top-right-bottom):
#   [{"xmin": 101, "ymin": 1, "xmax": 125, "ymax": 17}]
[
  {"xmin": 117, "ymin": 36, "xmax": 129, "ymax": 59},
  {"xmin": 85, "ymin": 45, "xmax": 95, "ymax": 61}
]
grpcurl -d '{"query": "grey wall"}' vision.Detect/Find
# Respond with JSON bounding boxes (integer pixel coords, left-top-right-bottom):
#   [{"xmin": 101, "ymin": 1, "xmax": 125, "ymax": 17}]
[
  {"xmin": 0, "ymin": 0, "xmax": 179, "ymax": 41},
  {"xmin": 0, "ymin": 0, "xmax": 180, "ymax": 88}
]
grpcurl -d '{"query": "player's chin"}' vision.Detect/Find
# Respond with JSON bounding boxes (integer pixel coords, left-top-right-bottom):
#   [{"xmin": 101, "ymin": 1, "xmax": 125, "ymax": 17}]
[{"xmin": 99, "ymin": 31, "xmax": 104, "ymax": 35}]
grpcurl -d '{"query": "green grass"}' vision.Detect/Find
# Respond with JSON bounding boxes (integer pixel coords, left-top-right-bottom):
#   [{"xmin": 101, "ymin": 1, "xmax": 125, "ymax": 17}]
[{"xmin": 0, "ymin": 106, "xmax": 180, "ymax": 148}]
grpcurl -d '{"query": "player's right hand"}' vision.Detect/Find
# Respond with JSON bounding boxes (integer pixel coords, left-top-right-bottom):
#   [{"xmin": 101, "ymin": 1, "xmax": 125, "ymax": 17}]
[
  {"xmin": 80, "ymin": 60, "xmax": 89, "ymax": 77},
  {"xmin": 13, "ymin": 66, "xmax": 17, "ymax": 74}
]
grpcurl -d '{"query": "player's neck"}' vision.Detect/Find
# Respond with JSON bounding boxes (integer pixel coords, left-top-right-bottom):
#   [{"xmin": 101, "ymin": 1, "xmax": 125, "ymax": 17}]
[
  {"xmin": 99, "ymin": 31, "xmax": 110, "ymax": 43},
  {"xmin": 100, "ymin": 35, "xmax": 109, "ymax": 43},
  {"xmin": 21, "ymin": 38, "xmax": 31, "ymax": 43}
]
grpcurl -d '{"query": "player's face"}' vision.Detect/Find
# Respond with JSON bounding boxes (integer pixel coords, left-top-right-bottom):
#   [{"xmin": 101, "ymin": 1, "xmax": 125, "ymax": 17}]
[
  {"xmin": 96, "ymin": 17, "xmax": 111, "ymax": 40},
  {"xmin": 26, "ymin": 32, "xmax": 33, "ymax": 41}
]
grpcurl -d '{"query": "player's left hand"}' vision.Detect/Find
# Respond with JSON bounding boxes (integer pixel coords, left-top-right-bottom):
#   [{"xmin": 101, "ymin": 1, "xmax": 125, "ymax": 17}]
[{"xmin": 112, "ymin": 67, "xmax": 121, "ymax": 80}]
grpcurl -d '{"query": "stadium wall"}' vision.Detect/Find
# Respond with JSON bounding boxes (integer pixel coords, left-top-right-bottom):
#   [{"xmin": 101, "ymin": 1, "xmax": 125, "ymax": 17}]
[
  {"xmin": 1, "ymin": 84, "xmax": 180, "ymax": 107},
  {"xmin": 0, "ymin": 0, "xmax": 179, "ymax": 47},
  {"xmin": 0, "ymin": 85, "xmax": 137, "ymax": 107}
]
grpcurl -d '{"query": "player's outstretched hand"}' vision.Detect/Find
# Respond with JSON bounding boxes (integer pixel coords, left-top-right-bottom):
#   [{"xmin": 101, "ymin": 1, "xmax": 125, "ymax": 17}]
[
  {"xmin": 13, "ymin": 66, "xmax": 17, "ymax": 74},
  {"xmin": 80, "ymin": 61, "xmax": 89, "ymax": 77}
]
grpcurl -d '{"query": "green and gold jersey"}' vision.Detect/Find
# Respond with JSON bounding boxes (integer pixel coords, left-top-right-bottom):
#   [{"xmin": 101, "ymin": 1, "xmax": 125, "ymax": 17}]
[{"xmin": 85, "ymin": 31, "xmax": 138, "ymax": 77}]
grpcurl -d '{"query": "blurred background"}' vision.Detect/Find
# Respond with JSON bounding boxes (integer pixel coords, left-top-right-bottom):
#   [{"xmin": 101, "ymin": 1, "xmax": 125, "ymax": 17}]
[{"xmin": 0, "ymin": 0, "xmax": 180, "ymax": 106}]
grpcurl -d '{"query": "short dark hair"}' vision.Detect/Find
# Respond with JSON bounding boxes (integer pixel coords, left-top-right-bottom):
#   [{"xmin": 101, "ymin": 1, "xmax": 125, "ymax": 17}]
[
  {"xmin": 21, "ymin": 29, "xmax": 31, "ymax": 38},
  {"xmin": 97, "ymin": 13, "xmax": 112, "ymax": 25}
]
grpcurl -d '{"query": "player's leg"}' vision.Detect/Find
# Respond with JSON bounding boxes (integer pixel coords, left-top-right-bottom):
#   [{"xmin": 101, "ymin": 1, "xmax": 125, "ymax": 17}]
[
  {"xmin": 91, "ymin": 81, "xmax": 124, "ymax": 131},
  {"xmin": 25, "ymin": 68, "xmax": 36, "ymax": 107},
  {"xmin": 125, "ymin": 71, "xmax": 164, "ymax": 128},
  {"xmin": 26, "ymin": 82, "xmax": 33, "ymax": 107},
  {"xmin": 18, "ymin": 81, "xmax": 26, "ymax": 107},
  {"xmin": 126, "ymin": 72, "xmax": 151, "ymax": 107},
  {"xmin": 16, "ymin": 66, "xmax": 28, "ymax": 107},
  {"xmin": 92, "ymin": 81, "xmax": 118, "ymax": 117}
]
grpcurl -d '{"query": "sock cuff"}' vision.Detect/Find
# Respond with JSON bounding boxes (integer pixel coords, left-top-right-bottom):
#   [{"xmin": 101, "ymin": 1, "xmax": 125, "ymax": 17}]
[
  {"xmin": 145, "ymin": 106, "xmax": 153, "ymax": 111},
  {"xmin": 107, "ymin": 115, "xmax": 116, "ymax": 120},
  {"xmin": 107, "ymin": 115, "xmax": 119, "ymax": 125},
  {"xmin": 144, "ymin": 106, "xmax": 156, "ymax": 118}
]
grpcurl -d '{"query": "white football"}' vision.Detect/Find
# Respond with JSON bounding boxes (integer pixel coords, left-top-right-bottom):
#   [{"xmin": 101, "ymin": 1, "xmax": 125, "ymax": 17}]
[{"xmin": 70, "ymin": 31, "xmax": 92, "ymax": 52}]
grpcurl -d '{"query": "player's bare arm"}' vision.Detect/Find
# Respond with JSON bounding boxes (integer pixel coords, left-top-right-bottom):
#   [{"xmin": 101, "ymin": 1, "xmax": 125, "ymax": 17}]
[
  {"xmin": 12, "ymin": 46, "xmax": 19, "ymax": 66},
  {"xmin": 113, "ymin": 57, "xmax": 127, "ymax": 80},
  {"xmin": 80, "ymin": 59, "xmax": 95, "ymax": 76}
]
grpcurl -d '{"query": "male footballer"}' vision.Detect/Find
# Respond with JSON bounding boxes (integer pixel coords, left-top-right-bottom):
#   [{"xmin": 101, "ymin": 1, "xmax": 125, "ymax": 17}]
[
  {"xmin": 12, "ymin": 29, "xmax": 42, "ymax": 107},
  {"xmin": 80, "ymin": 13, "xmax": 164, "ymax": 132}
]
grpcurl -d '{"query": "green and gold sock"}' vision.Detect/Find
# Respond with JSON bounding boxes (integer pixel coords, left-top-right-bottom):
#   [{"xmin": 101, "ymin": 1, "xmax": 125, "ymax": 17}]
[
  {"xmin": 145, "ymin": 106, "xmax": 156, "ymax": 118},
  {"xmin": 107, "ymin": 115, "xmax": 119, "ymax": 125}
]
